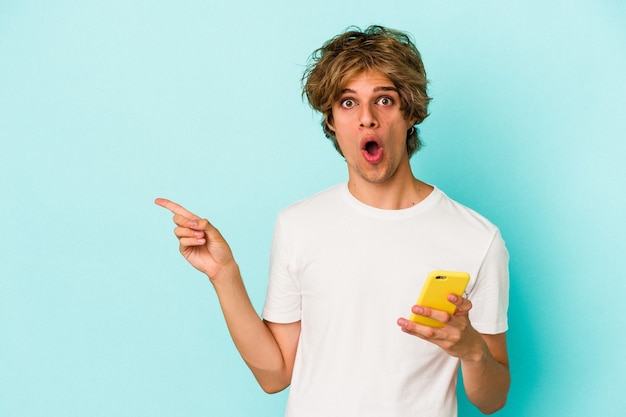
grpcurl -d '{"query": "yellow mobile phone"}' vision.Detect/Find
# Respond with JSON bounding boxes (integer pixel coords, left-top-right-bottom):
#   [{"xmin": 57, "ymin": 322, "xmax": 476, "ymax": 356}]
[{"xmin": 409, "ymin": 270, "xmax": 470, "ymax": 328}]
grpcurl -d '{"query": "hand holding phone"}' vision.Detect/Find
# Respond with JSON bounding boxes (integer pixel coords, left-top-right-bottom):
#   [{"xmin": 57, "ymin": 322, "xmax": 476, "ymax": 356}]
[{"xmin": 409, "ymin": 270, "xmax": 470, "ymax": 328}]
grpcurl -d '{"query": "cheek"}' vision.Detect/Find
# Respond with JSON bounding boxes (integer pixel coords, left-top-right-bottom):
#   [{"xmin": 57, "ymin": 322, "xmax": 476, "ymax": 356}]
[
  {"xmin": 331, "ymin": 118, "xmax": 357, "ymax": 141},
  {"xmin": 392, "ymin": 117, "xmax": 413, "ymax": 136}
]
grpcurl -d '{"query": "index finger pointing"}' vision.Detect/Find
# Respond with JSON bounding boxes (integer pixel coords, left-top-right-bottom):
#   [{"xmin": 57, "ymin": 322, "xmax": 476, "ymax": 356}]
[{"xmin": 154, "ymin": 198, "xmax": 200, "ymax": 220}]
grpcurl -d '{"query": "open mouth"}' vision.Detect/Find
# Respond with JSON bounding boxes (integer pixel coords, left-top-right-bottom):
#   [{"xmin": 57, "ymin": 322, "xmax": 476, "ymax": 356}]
[
  {"xmin": 362, "ymin": 138, "xmax": 383, "ymax": 162},
  {"xmin": 365, "ymin": 141, "xmax": 380, "ymax": 156}
]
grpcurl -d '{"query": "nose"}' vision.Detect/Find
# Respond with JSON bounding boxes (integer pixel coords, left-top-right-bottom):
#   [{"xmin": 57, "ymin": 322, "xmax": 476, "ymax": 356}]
[{"xmin": 359, "ymin": 103, "xmax": 378, "ymax": 128}]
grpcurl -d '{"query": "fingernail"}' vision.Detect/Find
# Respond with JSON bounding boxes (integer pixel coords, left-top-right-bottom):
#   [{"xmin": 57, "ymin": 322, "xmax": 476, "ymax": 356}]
[
  {"xmin": 413, "ymin": 306, "xmax": 423, "ymax": 315},
  {"xmin": 448, "ymin": 294, "xmax": 457, "ymax": 302}
]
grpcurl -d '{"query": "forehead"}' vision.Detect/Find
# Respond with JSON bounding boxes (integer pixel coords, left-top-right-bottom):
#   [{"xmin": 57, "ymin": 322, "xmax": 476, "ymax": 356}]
[{"xmin": 340, "ymin": 69, "xmax": 396, "ymax": 93}]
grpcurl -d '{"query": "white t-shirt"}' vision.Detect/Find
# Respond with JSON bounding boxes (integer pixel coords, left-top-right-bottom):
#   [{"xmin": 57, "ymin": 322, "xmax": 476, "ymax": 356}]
[{"xmin": 262, "ymin": 183, "xmax": 509, "ymax": 417}]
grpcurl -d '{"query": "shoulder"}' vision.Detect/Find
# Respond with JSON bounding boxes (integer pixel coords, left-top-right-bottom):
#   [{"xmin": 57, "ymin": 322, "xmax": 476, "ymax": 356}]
[
  {"xmin": 431, "ymin": 188, "xmax": 501, "ymax": 238},
  {"xmin": 271, "ymin": 183, "xmax": 354, "ymax": 244},
  {"xmin": 279, "ymin": 183, "xmax": 347, "ymax": 219}
]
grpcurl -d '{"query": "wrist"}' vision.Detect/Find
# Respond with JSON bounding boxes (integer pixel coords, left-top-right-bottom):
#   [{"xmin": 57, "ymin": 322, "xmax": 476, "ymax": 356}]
[
  {"xmin": 461, "ymin": 332, "xmax": 490, "ymax": 364},
  {"xmin": 208, "ymin": 261, "xmax": 241, "ymax": 288}
]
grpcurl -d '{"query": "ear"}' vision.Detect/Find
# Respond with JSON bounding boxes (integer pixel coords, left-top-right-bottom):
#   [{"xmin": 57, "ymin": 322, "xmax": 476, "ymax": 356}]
[{"xmin": 325, "ymin": 113, "xmax": 336, "ymax": 133}]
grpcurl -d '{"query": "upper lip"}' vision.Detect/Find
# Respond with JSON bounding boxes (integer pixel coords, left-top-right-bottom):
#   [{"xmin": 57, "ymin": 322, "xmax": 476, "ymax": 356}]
[{"xmin": 360, "ymin": 134, "xmax": 382, "ymax": 150}]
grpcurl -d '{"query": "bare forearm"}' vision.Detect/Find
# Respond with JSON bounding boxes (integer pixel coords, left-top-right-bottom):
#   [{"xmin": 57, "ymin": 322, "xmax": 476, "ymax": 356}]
[
  {"xmin": 211, "ymin": 264, "xmax": 291, "ymax": 393},
  {"xmin": 155, "ymin": 200, "xmax": 293, "ymax": 392},
  {"xmin": 461, "ymin": 337, "xmax": 510, "ymax": 414}
]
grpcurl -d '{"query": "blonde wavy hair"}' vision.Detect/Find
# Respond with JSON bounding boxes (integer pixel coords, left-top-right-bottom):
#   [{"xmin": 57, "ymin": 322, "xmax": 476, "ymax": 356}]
[{"xmin": 302, "ymin": 25, "xmax": 431, "ymax": 157}]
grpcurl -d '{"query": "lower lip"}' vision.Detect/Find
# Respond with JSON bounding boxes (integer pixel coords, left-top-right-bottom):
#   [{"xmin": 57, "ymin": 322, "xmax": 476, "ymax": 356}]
[{"xmin": 362, "ymin": 149, "xmax": 383, "ymax": 164}]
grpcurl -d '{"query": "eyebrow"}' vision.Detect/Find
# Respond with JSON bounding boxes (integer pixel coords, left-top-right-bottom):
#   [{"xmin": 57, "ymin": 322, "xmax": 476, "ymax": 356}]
[{"xmin": 340, "ymin": 86, "xmax": 398, "ymax": 94}]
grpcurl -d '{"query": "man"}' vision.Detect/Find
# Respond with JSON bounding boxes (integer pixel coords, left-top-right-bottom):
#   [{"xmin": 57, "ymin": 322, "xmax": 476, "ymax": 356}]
[{"xmin": 156, "ymin": 25, "xmax": 510, "ymax": 417}]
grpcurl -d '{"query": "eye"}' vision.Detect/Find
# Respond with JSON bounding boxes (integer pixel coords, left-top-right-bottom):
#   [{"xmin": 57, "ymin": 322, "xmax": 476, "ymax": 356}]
[
  {"xmin": 376, "ymin": 96, "xmax": 394, "ymax": 106},
  {"xmin": 340, "ymin": 98, "xmax": 356, "ymax": 109}
]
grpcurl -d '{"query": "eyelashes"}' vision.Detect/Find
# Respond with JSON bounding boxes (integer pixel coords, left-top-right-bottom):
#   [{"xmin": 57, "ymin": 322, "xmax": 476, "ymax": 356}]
[{"xmin": 339, "ymin": 96, "xmax": 395, "ymax": 109}]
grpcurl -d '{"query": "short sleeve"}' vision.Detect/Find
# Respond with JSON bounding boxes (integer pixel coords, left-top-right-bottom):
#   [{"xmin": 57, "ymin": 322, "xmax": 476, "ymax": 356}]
[
  {"xmin": 467, "ymin": 229, "xmax": 510, "ymax": 334},
  {"xmin": 261, "ymin": 213, "xmax": 302, "ymax": 323}
]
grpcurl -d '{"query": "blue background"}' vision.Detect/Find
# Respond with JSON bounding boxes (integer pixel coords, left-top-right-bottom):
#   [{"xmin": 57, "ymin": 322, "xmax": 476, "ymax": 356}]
[{"xmin": 1, "ymin": 1, "xmax": 625, "ymax": 416}]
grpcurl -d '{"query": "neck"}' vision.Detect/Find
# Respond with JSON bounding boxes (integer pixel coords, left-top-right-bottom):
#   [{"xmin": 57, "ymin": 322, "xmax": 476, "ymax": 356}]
[{"xmin": 347, "ymin": 174, "xmax": 433, "ymax": 210}]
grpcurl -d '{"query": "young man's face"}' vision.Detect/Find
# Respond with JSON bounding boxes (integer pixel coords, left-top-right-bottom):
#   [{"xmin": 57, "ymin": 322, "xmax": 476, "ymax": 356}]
[{"xmin": 328, "ymin": 70, "xmax": 414, "ymax": 187}]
